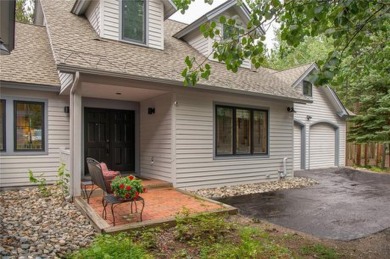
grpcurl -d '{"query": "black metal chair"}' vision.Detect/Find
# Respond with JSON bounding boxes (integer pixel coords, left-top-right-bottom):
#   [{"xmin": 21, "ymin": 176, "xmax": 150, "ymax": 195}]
[{"xmin": 86, "ymin": 157, "xmax": 144, "ymax": 226}]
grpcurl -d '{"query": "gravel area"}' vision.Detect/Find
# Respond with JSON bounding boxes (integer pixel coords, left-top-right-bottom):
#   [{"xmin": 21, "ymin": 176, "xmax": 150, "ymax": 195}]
[
  {"xmin": 190, "ymin": 177, "xmax": 318, "ymax": 199},
  {"xmin": 0, "ymin": 186, "xmax": 96, "ymax": 258}
]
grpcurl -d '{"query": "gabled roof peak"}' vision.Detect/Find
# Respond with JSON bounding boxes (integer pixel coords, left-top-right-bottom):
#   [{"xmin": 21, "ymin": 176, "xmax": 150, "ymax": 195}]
[{"xmin": 173, "ymin": 0, "xmax": 264, "ymax": 39}]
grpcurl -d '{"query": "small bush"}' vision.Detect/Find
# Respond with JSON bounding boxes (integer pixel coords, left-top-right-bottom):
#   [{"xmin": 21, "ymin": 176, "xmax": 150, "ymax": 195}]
[
  {"xmin": 70, "ymin": 233, "xmax": 151, "ymax": 259},
  {"xmin": 174, "ymin": 212, "xmax": 235, "ymax": 245},
  {"xmin": 28, "ymin": 170, "xmax": 50, "ymax": 197},
  {"xmin": 300, "ymin": 244, "xmax": 339, "ymax": 259},
  {"xmin": 206, "ymin": 227, "xmax": 291, "ymax": 258}
]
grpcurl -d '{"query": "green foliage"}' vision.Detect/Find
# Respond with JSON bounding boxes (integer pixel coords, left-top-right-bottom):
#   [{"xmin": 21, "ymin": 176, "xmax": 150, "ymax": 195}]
[
  {"xmin": 130, "ymin": 227, "xmax": 162, "ymax": 250},
  {"xmin": 174, "ymin": 212, "xmax": 235, "ymax": 245},
  {"xmin": 28, "ymin": 170, "xmax": 51, "ymax": 197},
  {"xmin": 201, "ymin": 227, "xmax": 291, "ymax": 258},
  {"xmin": 300, "ymin": 244, "xmax": 339, "ymax": 259},
  {"xmin": 70, "ymin": 233, "xmax": 151, "ymax": 259},
  {"xmin": 175, "ymin": 0, "xmax": 388, "ymax": 87},
  {"xmin": 16, "ymin": 0, "xmax": 34, "ymax": 23},
  {"xmin": 267, "ymin": 33, "xmax": 334, "ymax": 70},
  {"xmin": 56, "ymin": 163, "xmax": 71, "ymax": 199}
]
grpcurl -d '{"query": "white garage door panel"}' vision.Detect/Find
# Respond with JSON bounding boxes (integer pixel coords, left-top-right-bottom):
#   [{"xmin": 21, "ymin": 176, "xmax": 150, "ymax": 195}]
[
  {"xmin": 310, "ymin": 124, "xmax": 335, "ymax": 169},
  {"xmin": 294, "ymin": 124, "xmax": 302, "ymax": 170}
]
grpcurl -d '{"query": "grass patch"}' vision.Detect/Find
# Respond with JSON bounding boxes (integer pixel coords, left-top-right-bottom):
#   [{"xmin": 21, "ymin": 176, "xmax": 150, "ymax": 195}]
[
  {"xmin": 201, "ymin": 227, "xmax": 291, "ymax": 258},
  {"xmin": 69, "ymin": 233, "xmax": 151, "ymax": 259},
  {"xmin": 300, "ymin": 244, "xmax": 339, "ymax": 259}
]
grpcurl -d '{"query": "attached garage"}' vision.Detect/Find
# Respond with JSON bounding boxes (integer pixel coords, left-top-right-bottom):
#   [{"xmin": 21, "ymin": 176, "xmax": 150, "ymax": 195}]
[{"xmin": 309, "ymin": 122, "xmax": 338, "ymax": 169}]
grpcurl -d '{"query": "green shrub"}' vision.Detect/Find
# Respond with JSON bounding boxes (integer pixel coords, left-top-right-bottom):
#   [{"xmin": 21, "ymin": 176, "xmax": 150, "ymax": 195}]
[
  {"xmin": 28, "ymin": 170, "xmax": 50, "ymax": 197},
  {"xmin": 174, "ymin": 212, "xmax": 235, "ymax": 245},
  {"xmin": 201, "ymin": 227, "xmax": 291, "ymax": 258},
  {"xmin": 70, "ymin": 233, "xmax": 151, "ymax": 259},
  {"xmin": 57, "ymin": 163, "xmax": 71, "ymax": 199}
]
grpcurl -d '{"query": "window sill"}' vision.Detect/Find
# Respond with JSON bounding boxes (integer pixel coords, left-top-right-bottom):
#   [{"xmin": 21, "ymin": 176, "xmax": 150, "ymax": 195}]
[
  {"xmin": 119, "ymin": 38, "xmax": 148, "ymax": 48},
  {"xmin": 213, "ymin": 154, "xmax": 270, "ymax": 160},
  {"xmin": 1, "ymin": 151, "xmax": 48, "ymax": 156}
]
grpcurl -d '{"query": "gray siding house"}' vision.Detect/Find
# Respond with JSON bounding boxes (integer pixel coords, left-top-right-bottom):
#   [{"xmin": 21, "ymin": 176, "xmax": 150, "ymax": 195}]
[{"xmin": 0, "ymin": 0, "xmax": 347, "ymax": 196}]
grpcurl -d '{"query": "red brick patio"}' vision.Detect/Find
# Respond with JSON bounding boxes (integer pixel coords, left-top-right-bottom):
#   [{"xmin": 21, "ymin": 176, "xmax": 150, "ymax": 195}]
[{"xmin": 75, "ymin": 179, "xmax": 237, "ymax": 233}]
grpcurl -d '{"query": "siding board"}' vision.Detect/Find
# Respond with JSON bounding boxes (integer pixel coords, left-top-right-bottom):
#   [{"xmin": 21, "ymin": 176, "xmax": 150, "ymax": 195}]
[
  {"xmin": 174, "ymin": 90, "xmax": 294, "ymax": 189},
  {"xmin": 140, "ymin": 93, "xmax": 172, "ymax": 182},
  {"xmin": 0, "ymin": 89, "xmax": 70, "ymax": 187}
]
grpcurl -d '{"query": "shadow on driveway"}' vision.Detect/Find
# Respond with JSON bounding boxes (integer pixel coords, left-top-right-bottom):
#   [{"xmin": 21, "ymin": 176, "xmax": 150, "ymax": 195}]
[{"xmin": 218, "ymin": 168, "xmax": 390, "ymax": 241}]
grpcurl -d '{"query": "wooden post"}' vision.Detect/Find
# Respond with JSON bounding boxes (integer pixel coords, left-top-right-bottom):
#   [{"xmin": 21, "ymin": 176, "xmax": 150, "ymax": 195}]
[
  {"xmin": 364, "ymin": 144, "xmax": 368, "ymax": 167},
  {"xmin": 356, "ymin": 144, "xmax": 361, "ymax": 166},
  {"xmin": 376, "ymin": 144, "xmax": 381, "ymax": 166}
]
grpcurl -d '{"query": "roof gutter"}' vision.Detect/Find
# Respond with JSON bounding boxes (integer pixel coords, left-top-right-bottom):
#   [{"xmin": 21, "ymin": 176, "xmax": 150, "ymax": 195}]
[{"xmin": 58, "ymin": 64, "xmax": 311, "ymax": 104}]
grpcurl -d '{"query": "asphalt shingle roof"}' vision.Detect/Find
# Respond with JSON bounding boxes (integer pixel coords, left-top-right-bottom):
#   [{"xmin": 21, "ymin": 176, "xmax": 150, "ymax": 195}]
[
  {"xmin": 273, "ymin": 63, "xmax": 313, "ymax": 86},
  {"xmin": 0, "ymin": 22, "xmax": 60, "ymax": 87},
  {"xmin": 37, "ymin": 0, "xmax": 308, "ymax": 101}
]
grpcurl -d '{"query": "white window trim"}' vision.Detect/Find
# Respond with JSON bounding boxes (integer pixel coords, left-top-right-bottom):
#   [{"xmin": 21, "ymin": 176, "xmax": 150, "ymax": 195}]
[{"xmin": 119, "ymin": 0, "xmax": 149, "ymax": 46}]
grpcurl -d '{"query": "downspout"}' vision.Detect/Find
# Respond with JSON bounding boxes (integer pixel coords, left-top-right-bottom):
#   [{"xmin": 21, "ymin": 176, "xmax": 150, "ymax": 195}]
[
  {"xmin": 70, "ymin": 72, "xmax": 80, "ymax": 198},
  {"xmin": 278, "ymin": 157, "xmax": 288, "ymax": 179}
]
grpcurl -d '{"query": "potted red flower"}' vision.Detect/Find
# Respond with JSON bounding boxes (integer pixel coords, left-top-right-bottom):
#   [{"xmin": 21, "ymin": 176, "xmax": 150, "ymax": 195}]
[{"xmin": 110, "ymin": 175, "xmax": 146, "ymax": 200}]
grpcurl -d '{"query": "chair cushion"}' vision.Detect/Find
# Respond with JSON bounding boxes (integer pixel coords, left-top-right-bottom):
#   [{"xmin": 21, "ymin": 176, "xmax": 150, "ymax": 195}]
[{"xmin": 100, "ymin": 163, "xmax": 120, "ymax": 193}]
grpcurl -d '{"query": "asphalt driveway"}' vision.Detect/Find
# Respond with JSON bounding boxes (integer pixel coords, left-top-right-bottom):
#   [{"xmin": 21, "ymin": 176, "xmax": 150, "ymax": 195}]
[{"xmin": 218, "ymin": 168, "xmax": 390, "ymax": 240}]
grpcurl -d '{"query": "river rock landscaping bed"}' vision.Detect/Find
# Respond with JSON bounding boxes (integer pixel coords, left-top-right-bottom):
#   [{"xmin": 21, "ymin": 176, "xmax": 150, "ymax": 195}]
[
  {"xmin": 190, "ymin": 177, "xmax": 318, "ymax": 199},
  {"xmin": 0, "ymin": 186, "xmax": 96, "ymax": 258}
]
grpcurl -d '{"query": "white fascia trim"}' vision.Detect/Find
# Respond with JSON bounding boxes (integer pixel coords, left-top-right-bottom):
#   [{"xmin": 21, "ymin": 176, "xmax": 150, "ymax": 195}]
[
  {"xmin": 173, "ymin": 0, "xmax": 264, "ymax": 39},
  {"xmin": 71, "ymin": 0, "xmax": 91, "ymax": 15},
  {"xmin": 291, "ymin": 63, "xmax": 318, "ymax": 88},
  {"xmin": 326, "ymin": 86, "xmax": 349, "ymax": 118},
  {"xmin": 162, "ymin": 0, "xmax": 177, "ymax": 19},
  {"xmin": 57, "ymin": 64, "xmax": 312, "ymax": 104},
  {"xmin": 0, "ymin": 81, "xmax": 60, "ymax": 92}
]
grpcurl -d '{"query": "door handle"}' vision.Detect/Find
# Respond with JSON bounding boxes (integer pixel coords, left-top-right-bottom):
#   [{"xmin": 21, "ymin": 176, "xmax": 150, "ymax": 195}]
[{"xmin": 106, "ymin": 140, "xmax": 110, "ymax": 154}]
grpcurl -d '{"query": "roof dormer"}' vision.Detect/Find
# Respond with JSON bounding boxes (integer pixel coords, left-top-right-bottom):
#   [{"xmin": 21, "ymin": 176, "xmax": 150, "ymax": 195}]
[
  {"xmin": 173, "ymin": 0, "xmax": 263, "ymax": 69},
  {"xmin": 72, "ymin": 0, "xmax": 176, "ymax": 50}
]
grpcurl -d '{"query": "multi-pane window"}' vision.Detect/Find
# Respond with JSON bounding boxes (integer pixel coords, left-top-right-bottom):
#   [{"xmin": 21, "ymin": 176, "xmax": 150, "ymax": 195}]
[
  {"xmin": 14, "ymin": 101, "xmax": 44, "ymax": 151},
  {"xmin": 216, "ymin": 105, "xmax": 268, "ymax": 156},
  {"xmin": 0, "ymin": 100, "xmax": 5, "ymax": 151},
  {"xmin": 122, "ymin": 0, "xmax": 146, "ymax": 44},
  {"xmin": 303, "ymin": 80, "xmax": 313, "ymax": 97}
]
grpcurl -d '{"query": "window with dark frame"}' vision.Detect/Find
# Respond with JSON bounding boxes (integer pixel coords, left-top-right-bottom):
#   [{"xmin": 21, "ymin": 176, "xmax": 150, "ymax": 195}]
[
  {"xmin": 303, "ymin": 80, "xmax": 313, "ymax": 97},
  {"xmin": 216, "ymin": 105, "xmax": 268, "ymax": 156},
  {"xmin": 14, "ymin": 101, "xmax": 45, "ymax": 151},
  {"xmin": 122, "ymin": 0, "xmax": 146, "ymax": 44},
  {"xmin": 0, "ymin": 100, "xmax": 5, "ymax": 151}
]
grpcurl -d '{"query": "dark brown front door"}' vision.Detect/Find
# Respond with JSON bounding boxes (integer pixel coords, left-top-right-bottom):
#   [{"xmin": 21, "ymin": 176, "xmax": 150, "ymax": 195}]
[{"xmin": 84, "ymin": 108, "xmax": 135, "ymax": 174}]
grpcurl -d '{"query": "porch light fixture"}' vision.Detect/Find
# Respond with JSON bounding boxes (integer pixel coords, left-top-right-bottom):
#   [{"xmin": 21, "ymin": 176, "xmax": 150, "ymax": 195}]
[
  {"xmin": 307, "ymin": 115, "xmax": 312, "ymax": 121},
  {"xmin": 0, "ymin": 39, "xmax": 10, "ymax": 55},
  {"xmin": 148, "ymin": 107, "xmax": 155, "ymax": 114},
  {"xmin": 64, "ymin": 106, "xmax": 70, "ymax": 114},
  {"xmin": 287, "ymin": 107, "xmax": 295, "ymax": 113}
]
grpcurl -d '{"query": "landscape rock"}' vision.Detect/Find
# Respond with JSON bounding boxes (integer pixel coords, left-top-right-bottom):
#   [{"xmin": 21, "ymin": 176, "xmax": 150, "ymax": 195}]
[
  {"xmin": 189, "ymin": 177, "xmax": 318, "ymax": 199},
  {"xmin": 0, "ymin": 186, "xmax": 96, "ymax": 257}
]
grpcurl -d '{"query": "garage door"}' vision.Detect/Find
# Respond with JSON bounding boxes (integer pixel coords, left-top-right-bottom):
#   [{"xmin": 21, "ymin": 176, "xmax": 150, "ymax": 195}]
[
  {"xmin": 294, "ymin": 123, "xmax": 303, "ymax": 170},
  {"xmin": 309, "ymin": 123, "xmax": 335, "ymax": 169}
]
